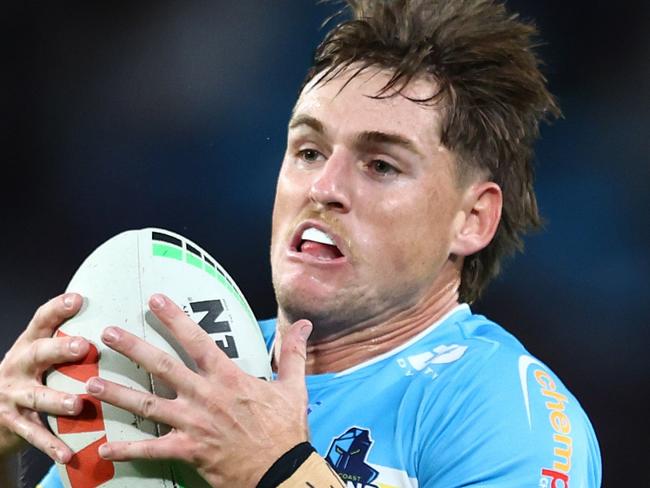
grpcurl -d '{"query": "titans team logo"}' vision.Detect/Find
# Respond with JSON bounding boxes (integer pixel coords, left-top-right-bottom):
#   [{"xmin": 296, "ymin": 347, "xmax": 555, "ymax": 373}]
[{"xmin": 325, "ymin": 427, "xmax": 379, "ymax": 488}]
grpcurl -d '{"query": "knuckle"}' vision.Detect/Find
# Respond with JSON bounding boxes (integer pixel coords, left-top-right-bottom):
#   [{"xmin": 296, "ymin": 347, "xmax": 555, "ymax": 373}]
[
  {"xmin": 187, "ymin": 443, "xmax": 201, "ymax": 464},
  {"xmin": 219, "ymin": 369, "xmax": 241, "ymax": 390},
  {"xmin": 188, "ymin": 328, "xmax": 208, "ymax": 348},
  {"xmin": 32, "ymin": 299, "xmax": 60, "ymax": 327},
  {"xmin": 142, "ymin": 442, "xmax": 156, "ymax": 460},
  {"xmin": 25, "ymin": 389, "xmax": 36, "ymax": 410},
  {"xmin": 194, "ymin": 350, "xmax": 217, "ymax": 371},
  {"xmin": 186, "ymin": 330, "xmax": 213, "ymax": 361},
  {"xmin": 153, "ymin": 353, "xmax": 176, "ymax": 377},
  {"xmin": 171, "ymin": 436, "xmax": 192, "ymax": 463},
  {"xmin": 32, "ymin": 304, "xmax": 48, "ymax": 325},
  {"xmin": 35, "ymin": 388, "xmax": 51, "ymax": 410},
  {"xmin": 29, "ymin": 340, "xmax": 48, "ymax": 368},
  {"xmin": 139, "ymin": 395, "xmax": 158, "ymax": 418},
  {"xmin": 0, "ymin": 409, "xmax": 16, "ymax": 428},
  {"xmin": 285, "ymin": 338, "xmax": 306, "ymax": 356},
  {"xmin": 171, "ymin": 432, "xmax": 200, "ymax": 464},
  {"xmin": 47, "ymin": 443, "xmax": 60, "ymax": 459}
]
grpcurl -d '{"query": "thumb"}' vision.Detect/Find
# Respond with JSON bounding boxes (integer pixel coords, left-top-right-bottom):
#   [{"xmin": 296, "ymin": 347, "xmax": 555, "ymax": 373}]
[{"xmin": 276, "ymin": 320, "xmax": 312, "ymax": 385}]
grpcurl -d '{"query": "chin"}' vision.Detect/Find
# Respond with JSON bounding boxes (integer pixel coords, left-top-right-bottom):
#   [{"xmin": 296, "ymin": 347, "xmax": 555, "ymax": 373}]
[
  {"xmin": 277, "ymin": 287, "xmax": 328, "ymax": 321},
  {"xmin": 274, "ymin": 269, "xmax": 337, "ymax": 307},
  {"xmin": 277, "ymin": 289, "xmax": 336, "ymax": 324},
  {"xmin": 276, "ymin": 289, "xmax": 372, "ymax": 342}
]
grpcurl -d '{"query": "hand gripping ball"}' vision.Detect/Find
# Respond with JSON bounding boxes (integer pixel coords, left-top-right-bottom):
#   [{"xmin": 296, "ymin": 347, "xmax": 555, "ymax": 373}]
[{"xmin": 44, "ymin": 228, "xmax": 271, "ymax": 487}]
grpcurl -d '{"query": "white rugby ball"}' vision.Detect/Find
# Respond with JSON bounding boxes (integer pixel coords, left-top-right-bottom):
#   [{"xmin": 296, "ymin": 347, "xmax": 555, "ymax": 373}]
[{"xmin": 45, "ymin": 228, "xmax": 271, "ymax": 488}]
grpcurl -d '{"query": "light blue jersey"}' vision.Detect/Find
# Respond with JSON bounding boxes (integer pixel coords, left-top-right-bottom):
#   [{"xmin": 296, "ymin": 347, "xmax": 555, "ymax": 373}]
[
  {"xmin": 40, "ymin": 304, "xmax": 601, "ymax": 487},
  {"xmin": 262, "ymin": 304, "xmax": 601, "ymax": 488}
]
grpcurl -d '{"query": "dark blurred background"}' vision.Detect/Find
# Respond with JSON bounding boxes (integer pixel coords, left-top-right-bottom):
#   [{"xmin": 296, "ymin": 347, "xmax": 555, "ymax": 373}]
[{"xmin": 2, "ymin": 1, "xmax": 648, "ymax": 486}]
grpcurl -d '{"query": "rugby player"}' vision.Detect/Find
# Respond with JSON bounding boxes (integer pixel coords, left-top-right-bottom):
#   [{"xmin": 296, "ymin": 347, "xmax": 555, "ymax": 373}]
[{"xmin": 0, "ymin": 1, "xmax": 602, "ymax": 486}]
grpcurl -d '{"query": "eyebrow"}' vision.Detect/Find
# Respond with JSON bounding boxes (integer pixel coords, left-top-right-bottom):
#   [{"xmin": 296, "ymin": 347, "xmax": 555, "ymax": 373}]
[
  {"xmin": 288, "ymin": 114, "xmax": 324, "ymax": 133},
  {"xmin": 288, "ymin": 114, "xmax": 423, "ymax": 158},
  {"xmin": 356, "ymin": 131, "xmax": 422, "ymax": 158}
]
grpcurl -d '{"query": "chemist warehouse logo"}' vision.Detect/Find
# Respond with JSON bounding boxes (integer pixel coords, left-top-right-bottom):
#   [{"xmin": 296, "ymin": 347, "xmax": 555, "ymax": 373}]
[{"xmin": 519, "ymin": 356, "xmax": 573, "ymax": 488}]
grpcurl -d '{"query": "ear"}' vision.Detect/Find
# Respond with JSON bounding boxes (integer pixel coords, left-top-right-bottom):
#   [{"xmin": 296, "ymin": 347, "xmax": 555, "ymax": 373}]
[{"xmin": 449, "ymin": 181, "xmax": 502, "ymax": 257}]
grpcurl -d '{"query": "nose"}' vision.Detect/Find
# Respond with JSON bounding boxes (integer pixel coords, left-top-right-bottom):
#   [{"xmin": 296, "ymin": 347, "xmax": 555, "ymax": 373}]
[{"xmin": 308, "ymin": 151, "xmax": 351, "ymax": 212}]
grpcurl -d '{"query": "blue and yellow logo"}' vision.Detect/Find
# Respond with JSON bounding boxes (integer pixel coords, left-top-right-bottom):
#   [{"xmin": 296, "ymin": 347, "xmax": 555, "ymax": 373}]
[{"xmin": 326, "ymin": 427, "xmax": 378, "ymax": 487}]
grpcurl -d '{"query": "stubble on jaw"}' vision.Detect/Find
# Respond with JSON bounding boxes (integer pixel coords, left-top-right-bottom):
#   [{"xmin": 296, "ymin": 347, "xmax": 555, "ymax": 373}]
[{"xmin": 273, "ymin": 265, "xmax": 453, "ymax": 343}]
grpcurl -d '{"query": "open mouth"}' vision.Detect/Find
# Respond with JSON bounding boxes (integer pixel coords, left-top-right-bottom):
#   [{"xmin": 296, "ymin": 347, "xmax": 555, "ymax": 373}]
[{"xmin": 296, "ymin": 227, "xmax": 344, "ymax": 260}]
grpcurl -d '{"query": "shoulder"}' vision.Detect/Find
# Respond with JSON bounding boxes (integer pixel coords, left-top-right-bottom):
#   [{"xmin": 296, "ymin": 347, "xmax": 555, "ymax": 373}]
[
  {"xmin": 408, "ymin": 310, "xmax": 602, "ymax": 487},
  {"xmin": 442, "ymin": 311, "xmax": 596, "ymax": 440}
]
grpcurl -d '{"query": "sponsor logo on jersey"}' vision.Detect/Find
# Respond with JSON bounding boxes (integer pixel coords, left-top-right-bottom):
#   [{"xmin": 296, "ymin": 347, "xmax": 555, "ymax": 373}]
[
  {"xmin": 535, "ymin": 369, "xmax": 573, "ymax": 488},
  {"xmin": 520, "ymin": 356, "xmax": 573, "ymax": 488},
  {"xmin": 397, "ymin": 344, "xmax": 468, "ymax": 378},
  {"xmin": 325, "ymin": 427, "xmax": 379, "ymax": 488}
]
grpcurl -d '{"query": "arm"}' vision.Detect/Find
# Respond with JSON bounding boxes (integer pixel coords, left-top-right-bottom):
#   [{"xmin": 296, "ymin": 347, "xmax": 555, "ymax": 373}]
[{"xmin": 257, "ymin": 442, "xmax": 344, "ymax": 488}]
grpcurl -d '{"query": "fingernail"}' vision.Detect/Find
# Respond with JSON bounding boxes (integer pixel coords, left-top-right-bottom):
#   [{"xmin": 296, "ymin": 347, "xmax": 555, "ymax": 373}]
[
  {"xmin": 150, "ymin": 294, "xmax": 165, "ymax": 310},
  {"xmin": 98, "ymin": 444, "xmax": 110, "ymax": 458},
  {"xmin": 102, "ymin": 327, "xmax": 119, "ymax": 343},
  {"xmin": 62, "ymin": 294, "xmax": 75, "ymax": 309},
  {"xmin": 299, "ymin": 322, "xmax": 313, "ymax": 341},
  {"xmin": 86, "ymin": 378, "xmax": 104, "ymax": 394},
  {"xmin": 63, "ymin": 396, "xmax": 77, "ymax": 412},
  {"xmin": 69, "ymin": 338, "xmax": 82, "ymax": 355}
]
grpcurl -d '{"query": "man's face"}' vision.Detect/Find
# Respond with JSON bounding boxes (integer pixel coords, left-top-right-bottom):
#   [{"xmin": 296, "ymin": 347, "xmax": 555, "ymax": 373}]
[{"xmin": 271, "ymin": 67, "xmax": 466, "ymax": 337}]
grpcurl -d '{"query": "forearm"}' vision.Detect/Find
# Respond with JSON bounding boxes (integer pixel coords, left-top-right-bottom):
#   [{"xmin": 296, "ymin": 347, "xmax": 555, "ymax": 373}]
[
  {"xmin": 278, "ymin": 453, "xmax": 344, "ymax": 488},
  {"xmin": 257, "ymin": 443, "xmax": 344, "ymax": 488}
]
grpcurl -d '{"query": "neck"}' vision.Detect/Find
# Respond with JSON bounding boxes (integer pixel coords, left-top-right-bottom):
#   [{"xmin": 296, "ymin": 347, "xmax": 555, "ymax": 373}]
[{"xmin": 274, "ymin": 269, "xmax": 462, "ymax": 375}]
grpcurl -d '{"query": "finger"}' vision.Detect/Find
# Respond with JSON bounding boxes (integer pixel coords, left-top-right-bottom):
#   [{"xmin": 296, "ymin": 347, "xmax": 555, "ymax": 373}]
[
  {"xmin": 13, "ymin": 386, "xmax": 83, "ymax": 416},
  {"xmin": 98, "ymin": 433, "xmax": 189, "ymax": 462},
  {"xmin": 8, "ymin": 410, "xmax": 73, "ymax": 463},
  {"xmin": 85, "ymin": 377, "xmax": 175, "ymax": 425},
  {"xmin": 24, "ymin": 293, "xmax": 83, "ymax": 341},
  {"xmin": 277, "ymin": 320, "xmax": 312, "ymax": 387},
  {"xmin": 26, "ymin": 336, "xmax": 91, "ymax": 374},
  {"xmin": 100, "ymin": 326, "xmax": 195, "ymax": 393},
  {"xmin": 148, "ymin": 293, "xmax": 227, "ymax": 373}
]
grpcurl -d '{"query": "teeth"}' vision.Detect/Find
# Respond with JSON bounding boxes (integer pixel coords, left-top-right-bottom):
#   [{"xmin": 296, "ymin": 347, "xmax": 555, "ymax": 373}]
[{"xmin": 301, "ymin": 227, "xmax": 335, "ymax": 246}]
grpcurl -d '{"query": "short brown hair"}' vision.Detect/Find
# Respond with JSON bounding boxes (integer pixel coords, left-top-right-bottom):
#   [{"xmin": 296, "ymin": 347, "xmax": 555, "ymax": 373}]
[{"xmin": 302, "ymin": 0, "xmax": 561, "ymax": 302}]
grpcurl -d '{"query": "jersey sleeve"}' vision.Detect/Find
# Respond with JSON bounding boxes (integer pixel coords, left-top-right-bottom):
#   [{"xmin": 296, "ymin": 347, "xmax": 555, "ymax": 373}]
[
  {"xmin": 414, "ymin": 347, "xmax": 601, "ymax": 488},
  {"xmin": 36, "ymin": 463, "xmax": 63, "ymax": 488}
]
